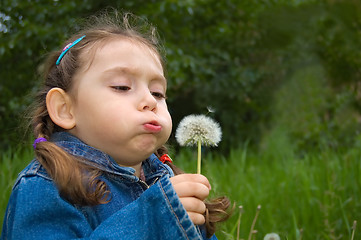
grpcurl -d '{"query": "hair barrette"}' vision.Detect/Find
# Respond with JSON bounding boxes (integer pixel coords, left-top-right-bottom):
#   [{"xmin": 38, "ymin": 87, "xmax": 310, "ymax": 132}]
[
  {"xmin": 159, "ymin": 154, "xmax": 173, "ymax": 164},
  {"xmin": 56, "ymin": 35, "xmax": 86, "ymax": 65},
  {"xmin": 33, "ymin": 137, "xmax": 47, "ymax": 149}
]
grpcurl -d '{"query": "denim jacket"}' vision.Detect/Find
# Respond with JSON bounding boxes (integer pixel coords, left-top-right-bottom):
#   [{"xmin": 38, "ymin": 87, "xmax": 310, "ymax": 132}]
[{"xmin": 1, "ymin": 132, "xmax": 217, "ymax": 240}]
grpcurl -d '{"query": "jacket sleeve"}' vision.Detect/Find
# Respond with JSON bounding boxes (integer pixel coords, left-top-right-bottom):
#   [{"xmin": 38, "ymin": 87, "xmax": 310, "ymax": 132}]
[{"xmin": 1, "ymin": 174, "xmax": 216, "ymax": 240}]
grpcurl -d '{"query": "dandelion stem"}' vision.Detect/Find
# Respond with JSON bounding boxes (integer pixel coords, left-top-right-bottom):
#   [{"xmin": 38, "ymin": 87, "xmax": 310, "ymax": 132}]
[
  {"xmin": 236, "ymin": 206, "xmax": 243, "ymax": 240},
  {"xmin": 197, "ymin": 140, "xmax": 202, "ymax": 174},
  {"xmin": 247, "ymin": 205, "xmax": 261, "ymax": 240},
  {"xmin": 251, "ymin": 230, "xmax": 257, "ymax": 240},
  {"xmin": 351, "ymin": 220, "xmax": 357, "ymax": 240}
]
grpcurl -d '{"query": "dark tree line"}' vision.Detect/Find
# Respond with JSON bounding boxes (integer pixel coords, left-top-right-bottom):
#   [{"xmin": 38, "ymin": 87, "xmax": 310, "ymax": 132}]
[{"xmin": 1, "ymin": 0, "xmax": 361, "ymax": 153}]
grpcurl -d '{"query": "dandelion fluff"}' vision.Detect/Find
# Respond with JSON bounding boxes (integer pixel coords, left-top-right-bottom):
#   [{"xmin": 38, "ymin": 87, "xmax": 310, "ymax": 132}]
[
  {"xmin": 263, "ymin": 233, "xmax": 280, "ymax": 240},
  {"xmin": 175, "ymin": 114, "xmax": 222, "ymax": 147}
]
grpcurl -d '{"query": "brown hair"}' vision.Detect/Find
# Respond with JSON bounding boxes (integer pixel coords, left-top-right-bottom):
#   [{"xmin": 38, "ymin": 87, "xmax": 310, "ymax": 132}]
[{"xmin": 31, "ymin": 10, "xmax": 231, "ymax": 237}]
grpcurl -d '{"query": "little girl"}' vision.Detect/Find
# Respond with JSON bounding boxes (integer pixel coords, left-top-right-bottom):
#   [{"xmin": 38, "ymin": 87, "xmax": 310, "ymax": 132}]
[{"xmin": 1, "ymin": 11, "xmax": 230, "ymax": 240}]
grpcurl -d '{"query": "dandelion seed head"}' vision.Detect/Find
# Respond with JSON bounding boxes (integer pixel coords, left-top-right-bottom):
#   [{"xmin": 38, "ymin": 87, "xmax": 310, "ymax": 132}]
[
  {"xmin": 263, "ymin": 233, "xmax": 280, "ymax": 240},
  {"xmin": 175, "ymin": 114, "xmax": 222, "ymax": 147}
]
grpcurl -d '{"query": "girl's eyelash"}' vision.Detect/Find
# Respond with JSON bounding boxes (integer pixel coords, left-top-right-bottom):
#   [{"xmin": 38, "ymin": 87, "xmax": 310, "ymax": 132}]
[
  {"xmin": 112, "ymin": 86, "xmax": 130, "ymax": 91},
  {"xmin": 152, "ymin": 91, "xmax": 167, "ymax": 99},
  {"xmin": 111, "ymin": 86, "xmax": 166, "ymax": 99}
]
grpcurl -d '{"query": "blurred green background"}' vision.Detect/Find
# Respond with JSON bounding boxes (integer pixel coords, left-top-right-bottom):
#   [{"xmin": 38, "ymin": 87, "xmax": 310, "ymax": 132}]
[
  {"xmin": 1, "ymin": 1, "xmax": 361, "ymax": 239},
  {"xmin": 1, "ymin": 0, "xmax": 361, "ymax": 154}
]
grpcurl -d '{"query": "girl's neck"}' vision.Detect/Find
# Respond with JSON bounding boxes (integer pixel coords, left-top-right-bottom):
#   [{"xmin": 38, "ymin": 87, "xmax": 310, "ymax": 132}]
[{"xmin": 132, "ymin": 163, "xmax": 142, "ymax": 178}]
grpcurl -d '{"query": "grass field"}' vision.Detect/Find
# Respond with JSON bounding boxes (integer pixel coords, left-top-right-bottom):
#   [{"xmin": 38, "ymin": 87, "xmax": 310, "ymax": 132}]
[{"xmin": 1, "ymin": 143, "xmax": 360, "ymax": 239}]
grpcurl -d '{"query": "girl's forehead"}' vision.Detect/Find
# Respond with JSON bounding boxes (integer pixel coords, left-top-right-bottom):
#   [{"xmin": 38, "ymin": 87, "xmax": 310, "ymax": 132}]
[{"xmin": 79, "ymin": 37, "xmax": 163, "ymax": 73}]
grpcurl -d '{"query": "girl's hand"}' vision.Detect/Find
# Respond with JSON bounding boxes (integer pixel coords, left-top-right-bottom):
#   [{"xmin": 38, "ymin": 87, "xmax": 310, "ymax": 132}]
[{"xmin": 170, "ymin": 174, "xmax": 211, "ymax": 225}]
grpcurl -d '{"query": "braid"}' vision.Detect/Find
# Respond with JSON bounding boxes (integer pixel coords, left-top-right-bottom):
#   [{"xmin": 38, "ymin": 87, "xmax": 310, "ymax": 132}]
[{"xmin": 32, "ymin": 105, "xmax": 52, "ymax": 139}]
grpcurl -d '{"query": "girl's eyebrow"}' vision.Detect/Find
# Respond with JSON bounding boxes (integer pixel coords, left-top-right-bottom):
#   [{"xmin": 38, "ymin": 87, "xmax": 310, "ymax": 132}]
[
  {"xmin": 102, "ymin": 66, "xmax": 132, "ymax": 78},
  {"xmin": 102, "ymin": 66, "xmax": 167, "ymax": 84}
]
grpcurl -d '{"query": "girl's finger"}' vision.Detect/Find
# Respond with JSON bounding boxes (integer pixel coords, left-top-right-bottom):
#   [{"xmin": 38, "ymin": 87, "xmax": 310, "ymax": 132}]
[
  {"xmin": 170, "ymin": 174, "xmax": 211, "ymax": 189},
  {"xmin": 187, "ymin": 212, "xmax": 206, "ymax": 225},
  {"xmin": 173, "ymin": 181, "xmax": 210, "ymax": 200},
  {"xmin": 179, "ymin": 197, "xmax": 207, "ymax": 214}
]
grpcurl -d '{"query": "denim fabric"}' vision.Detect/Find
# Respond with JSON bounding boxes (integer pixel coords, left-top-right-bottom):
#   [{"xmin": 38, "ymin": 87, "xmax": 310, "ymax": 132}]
[{"xmin": 1, "ymin": 132, "xmax": 217, "ymax": 240}]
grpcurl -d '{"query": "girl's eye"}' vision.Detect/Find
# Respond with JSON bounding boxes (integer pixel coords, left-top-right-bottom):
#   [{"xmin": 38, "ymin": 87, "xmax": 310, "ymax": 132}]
[
  {"xmin": 151, "ymin": 91, "xmax": 166, "ymax": 99},
  {"xmin": 112, "ymin": 86, "xmax": 131, "ymax": 91}
]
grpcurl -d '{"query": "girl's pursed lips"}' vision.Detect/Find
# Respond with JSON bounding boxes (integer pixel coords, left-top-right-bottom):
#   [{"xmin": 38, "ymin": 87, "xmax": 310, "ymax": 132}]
[{"xmin": 143, "ymin": 121, "xmax": 162, "ymax": 133}]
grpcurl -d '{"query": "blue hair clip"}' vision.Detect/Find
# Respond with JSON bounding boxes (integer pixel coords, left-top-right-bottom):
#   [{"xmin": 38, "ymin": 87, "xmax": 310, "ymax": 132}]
[{"xmin": 56, "ymin": 35, "xmax": 86, "ymax": 65}]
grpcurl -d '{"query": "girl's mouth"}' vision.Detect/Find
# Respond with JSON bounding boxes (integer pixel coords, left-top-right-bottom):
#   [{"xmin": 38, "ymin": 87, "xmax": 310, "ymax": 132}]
[{"xmin": 143, "ymin": 122, "xmax": 162, "ymax": 133}]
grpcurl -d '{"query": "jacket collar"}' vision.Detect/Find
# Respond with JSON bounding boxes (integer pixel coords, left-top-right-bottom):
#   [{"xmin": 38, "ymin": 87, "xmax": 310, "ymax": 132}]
[{"xmin": 50, "ymin": 132, "xmax": 172, "ymax": 181}]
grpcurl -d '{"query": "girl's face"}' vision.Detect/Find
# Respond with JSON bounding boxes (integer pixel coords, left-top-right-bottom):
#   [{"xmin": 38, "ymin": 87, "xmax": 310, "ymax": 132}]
[{"xmin": 68, "ymin": 38, "xmax": 172, "ymax": 169}]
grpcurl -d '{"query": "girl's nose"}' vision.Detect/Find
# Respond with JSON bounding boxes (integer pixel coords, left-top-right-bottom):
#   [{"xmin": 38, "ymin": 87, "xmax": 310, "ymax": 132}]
[{"xmin": 139, "ymin": 90, "xmax": 157, "ymax": 112}]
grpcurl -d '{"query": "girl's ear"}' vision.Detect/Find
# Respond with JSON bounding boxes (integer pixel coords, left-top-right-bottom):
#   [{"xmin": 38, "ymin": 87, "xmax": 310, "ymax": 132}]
[{"xmin": 46, "ymin": 88, "xmax": 76, "ymax": 130}]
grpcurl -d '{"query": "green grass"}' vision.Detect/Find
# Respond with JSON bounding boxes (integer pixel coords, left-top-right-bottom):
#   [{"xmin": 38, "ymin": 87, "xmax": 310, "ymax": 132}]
[
  {"xmin": 0, "ymin": 146, "xmax": 33, "ymax": 232},
  {"xmin": 175, "ymin": 146, "xmax": 361, "ymax": 240},
  {"xmin": 1, "ymin": 144, "xmax": 360, "ymax": 239}
]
